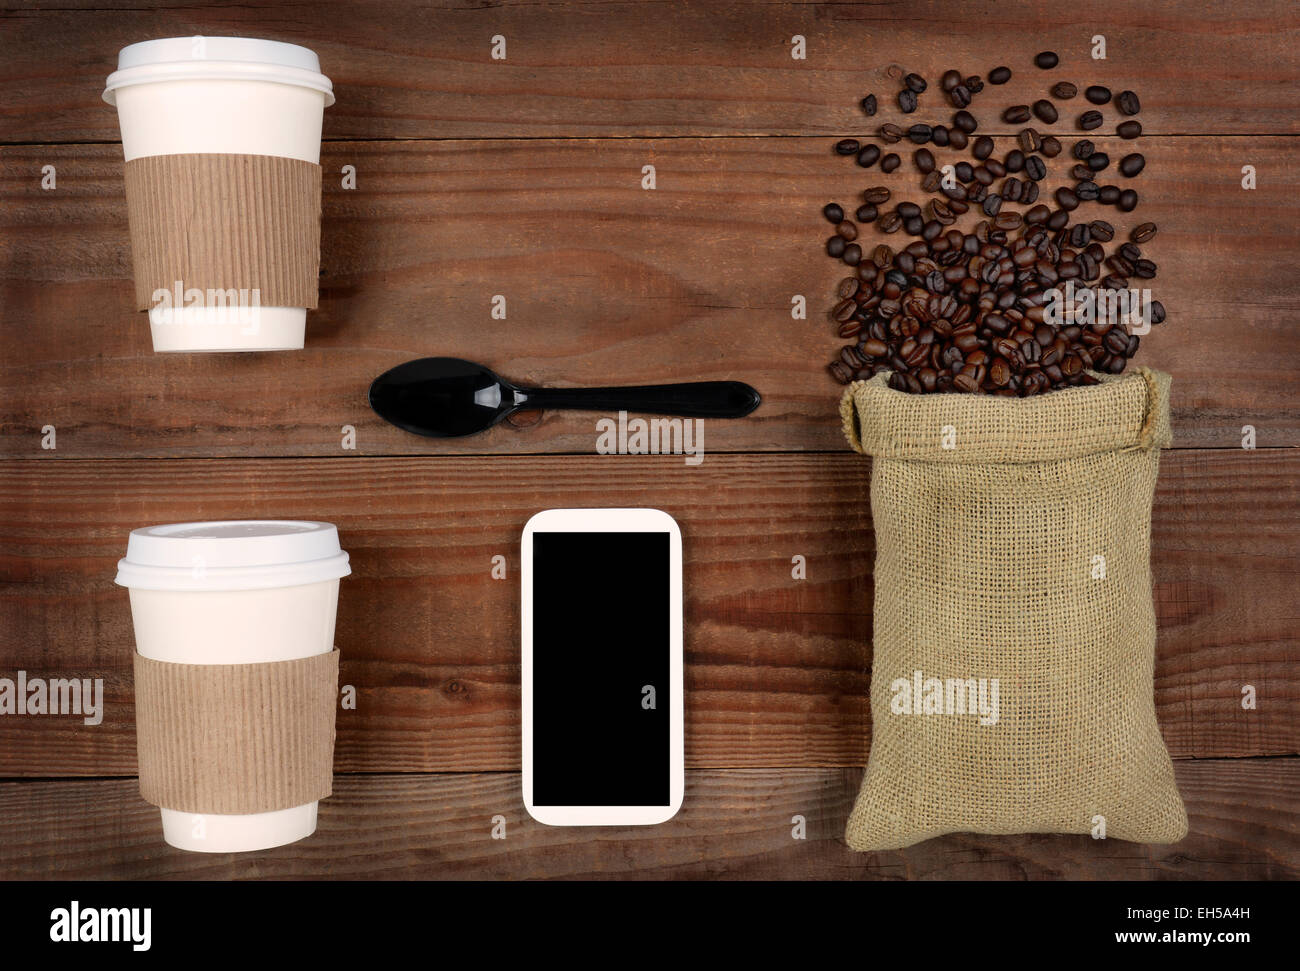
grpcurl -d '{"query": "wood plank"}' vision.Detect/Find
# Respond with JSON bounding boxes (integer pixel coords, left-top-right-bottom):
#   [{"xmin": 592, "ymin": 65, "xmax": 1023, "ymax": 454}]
[
  {"xmin": 0, "ymin": 760, "xmax": 1294, "ymax": 879},
  {"xmin": 0, "ymin": 450, "xmax": 1294, "ymax": 775},
  {"xmin": 0, "ymin": 0, "xmax": 1296, "ymax": 141},
  {"xmin": 2, "ymin": 137, "xmax": 1297, "ymax": 456}
]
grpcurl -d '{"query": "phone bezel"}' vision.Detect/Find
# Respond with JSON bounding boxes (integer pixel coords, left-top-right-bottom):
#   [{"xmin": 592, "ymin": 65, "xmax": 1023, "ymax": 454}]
[{"xmin": 521, "ymin": 507, "xmax": 684, "ymax": 826}]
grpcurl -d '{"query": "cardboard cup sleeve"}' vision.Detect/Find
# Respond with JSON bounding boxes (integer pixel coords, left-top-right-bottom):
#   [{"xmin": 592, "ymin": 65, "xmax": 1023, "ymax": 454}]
[
  {"xmin": 133, "ymin": 649, "xmax": 339, "ymax": 815},
  {"xmin": 123, "ymin": 153, "xmax": 322, "ymax": 312}
]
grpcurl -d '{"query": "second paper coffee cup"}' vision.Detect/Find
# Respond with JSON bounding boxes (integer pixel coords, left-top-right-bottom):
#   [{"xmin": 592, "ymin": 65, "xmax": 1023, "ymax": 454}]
[
  {"xmin": 116, "ymin": 521, "xmax": 350, "ymax": 852},
  {"xmin": 103, "ymin": 37, "xmax": 334, "ymax": 352}
]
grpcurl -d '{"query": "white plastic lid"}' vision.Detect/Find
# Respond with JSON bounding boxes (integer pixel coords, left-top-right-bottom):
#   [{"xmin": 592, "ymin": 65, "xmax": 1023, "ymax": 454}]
[
  {"xmin": 115, "ymin": 520, "xmax": 351, "ymax": 592},
  {"xmin": 103, "ymin": 36, "xmax": 334, "ymax": 105}
]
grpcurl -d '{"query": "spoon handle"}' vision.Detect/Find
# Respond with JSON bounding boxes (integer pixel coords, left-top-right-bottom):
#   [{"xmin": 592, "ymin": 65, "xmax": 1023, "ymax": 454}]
[{"xmin": 519, "ymin": 381, "xmax": 761, "ymax": 419}]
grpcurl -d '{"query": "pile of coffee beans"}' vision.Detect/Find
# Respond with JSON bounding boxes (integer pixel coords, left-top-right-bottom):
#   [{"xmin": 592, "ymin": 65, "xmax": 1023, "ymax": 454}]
[{"xmin": 821, "ymin": 51, "xmax": 1164, "ymax": 394}]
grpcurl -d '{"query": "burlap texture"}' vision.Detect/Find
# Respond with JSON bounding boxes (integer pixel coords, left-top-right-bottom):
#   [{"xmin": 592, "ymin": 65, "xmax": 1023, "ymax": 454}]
[
  {"xmin": 134, "ymin": 649, "xmax": 338, "ymax": 815},
  {"xmin": 838, "ymin": 368, "xmax": 1187, "ymax": 850}
]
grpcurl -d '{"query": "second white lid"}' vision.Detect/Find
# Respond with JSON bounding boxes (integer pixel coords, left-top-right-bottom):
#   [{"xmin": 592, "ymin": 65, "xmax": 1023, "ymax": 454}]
[
  {"xmin": 115, "ymin": 520, "xmax": 351, "ymax": 592},
  {"xmin": 104, "ymin": 36, "xmax": 334, "ymax": 105}
]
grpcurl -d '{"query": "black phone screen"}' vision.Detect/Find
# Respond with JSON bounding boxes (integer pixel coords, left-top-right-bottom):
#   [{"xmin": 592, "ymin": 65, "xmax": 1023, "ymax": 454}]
[{"xmin": 531, "ymin": 531, "xmax": 670, "ymax": 807}]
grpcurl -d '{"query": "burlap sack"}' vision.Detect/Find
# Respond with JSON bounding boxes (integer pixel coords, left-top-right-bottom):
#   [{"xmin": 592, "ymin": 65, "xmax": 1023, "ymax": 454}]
[{"xmin": 838, "ymin": 368, "xmax": 1187, "ymax": 851}]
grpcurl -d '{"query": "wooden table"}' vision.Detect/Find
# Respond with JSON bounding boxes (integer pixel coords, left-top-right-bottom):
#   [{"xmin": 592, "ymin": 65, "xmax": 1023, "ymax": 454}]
[{"xmin": 1, "ymin": 0, "xmax": 1296, "ymax": 880}]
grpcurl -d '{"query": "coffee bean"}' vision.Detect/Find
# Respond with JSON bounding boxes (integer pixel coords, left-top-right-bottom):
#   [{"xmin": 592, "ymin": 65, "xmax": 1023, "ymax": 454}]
[
  {"xmin": 823, "ymin": 203, "xmax": 844, "ymax": 223},
  {"xmin": 1040, "ymin": 135, "xmax": 1062, "ymax": 158},
  {"xmin": 1089, "ymin": 219, "xmax": 1115, "ymax": 241},
  {"xmin": 1118, "ymin": 188, "xmax": 1139, "ymax": 211},
  {"xmin": 1078, "ymin": 110, "xmax": 1104, "ymax": 131},
  {"xmin": 1003, "ymin": 104, "xmax": 1031, "ymax": 124},
  {"xmin": 878, "ymin": 211, "xmax": 902, "ymax": 233},
  {"xmin": 950, "ymin": 85, "xmax": 971, "ymax": 108},
  {"xmin": 982, "ymin": 193, "xmax": 1002, "ymax": 216},
  {"xmin": 929, "ymin": 199, "xmax": 954, "ymax": 224},
  {"xmin": 1084, "ymin": 85, "xmax": 1111, "ymax": 105},
  {"xmin": 1047, "ymin": 208, "xmax": 1070, "ymax": 230},
  {"xmin": 881, "ymin": 153, "xmax": 901, "ymax": 173},
  {"xmin": 1117, "ymin": 120, "xmax": 1142, "ymax": 139},
  {"xmin": 1025, "ymin": 155, "xmax": 1047, "ymax": 181},
  {"xmin": 994, "ymin": 211, "xmax": 1023, "ymax": 231},
  {"xmin": 985, "ymin": 158, "xmax": 1006, "ymax": 177},
  {"xmin": 941, "ymin": 69, "xmax": 962, "ymax": 92},
  {"xmin": 1104, "ymin": 327, "xmax": 1130, "ymax": 355},
  {"xmin": 1073, "ymin": 140, "xmax": 1095, "ymax": 160},
  {"xmin": 1075, "ymin": 180, "xmax": 1099, "ymax": 201},
  {"xmin": 1119, "ymin": 153, "xmax": 1145, "ymax": 177},
  {"xmin": 1035, "ymin": 50, "xmax": 1059, "ymax": 69},
  {"xmin": 1120, "ymin": 242, "xmax": 1142, "ymax": 262},
  {"xmin": 836, "ymin": 138, "xmax": 860, "ymax": 155},
  {"xmin": 896, "ymin": 202, "xmax": 921, "ymax": 219},
  {"xmin": 965, "ymin": 75, "xmax": 984, "ymax": 93},
  {"xmin": 973, "ymin": 165, "xmax": 994, "ymax": 186},
  {"xmin": 837, "ymin": 277, "xmax": 860, "ymax": 300},
  {"xmin": 953, "ymin": 109, "xmax": 978, "ymax": 133},
  {"xmin": 989, "ymin": 65, "xmax": 1012, "ymax": 84},
  {"xmin": 1116, "ymin": 90, "xmax": 1141, "ymax": 115},
  {"xmin": 857, "ymin": 144, "xmax": 881, "ymax": 167},
  {"xmin": 860, "ymin": 94, "xmax": 878, "ymax": 116},
  {"xmin": 948, "ymin": 128, "xmax": 969, "ymax": 150},
  {"xmin": 1023, "ymin": 181, "xmax": 1040, "ymax": 204},
  {"xmin": 863, "ymin": 186, "xmax": 891, "ymax": 204},
  {"xmin": 1018, "ymin": 127, "xmax": 1041, "ymax": 152},
  {"xmin": 1149, "ymin": 300, "xmax": 1166, "ymax": 325},
  {"xmin": 913, "ymin": 148, "xmax": 936, "ymax": 173},
  {"xmin": 827, "ymin": 235, "xmax": 846, "ymax": 257},
  {"xmin": 898, "ymin": 89, "xmax": 918, "ymax": 113},
  {"xmin": 973, "ymin": 135, "xmax": 995, "ymax": 160},
  {"xmin": 902, "ymin": 72, "xmax": 926, "ymax": 93},
  {"xmin": 1032, "ymin": 100, "xmax": 1059, "ymax": 124},
  {"xmin": 954, "ymin": 161, "xmax": 974, "ymax": 182},
  {"xmin": 1131, "ymin": 222, "xmax": 1157, "ymax": 243},
  {"xmin": 1005, "ymin": 150, "xmax": 1025, "ymax": 172},
  {"xmin": 921, "ymin": 170, "xmax": 942, "ymax": 192},
  {"xmin": 1068, "ymin": 224, "xmax": 1090, "ymax": 247},
  {"xmin": 907, "ymin": 124, "xmax": 932, "ymax": 143},
  {"xmin": 1051, "ymin": 82, "xmax": 1078, "ymax": 100},
  {"xmin": 1134, "ymin": 258, "xmax": 1156, "ymax": 279},
  {"xmin": 880, "ymin": 123, "xmax": 903, "ymax": 143},
  {"xmin": 1071, "ymin": 163, "xmax": 1094, "ymax": 180},
  {"xmin": 836, "ymin": 220, "xmax": 858, "ymax": 240},
  {"xmin": 856, "ymin": 203, "xmax": 878, "ymax": 222},
  {"xmin": 1099, "ymin": 184, "xmax": 1120, "ymax": 205},
  {"xmin": 1055, "ymin": 187, "xmax": 1080, "ymax": 211},
  {"xmin": 1087, "ymin": 151, "xmax": 1110, "ymax": 171},
  {"xmin": 842, "ymin": 243, "xmax": 862, "ymax": 266}
]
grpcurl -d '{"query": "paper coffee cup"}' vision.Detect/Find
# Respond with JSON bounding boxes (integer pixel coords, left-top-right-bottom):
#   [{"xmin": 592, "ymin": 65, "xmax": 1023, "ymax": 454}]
[
  {"xmin": 103, "ymin": 37, "xmax": 334, "ymax": 352},
  {"xmin": 115, "ymin": 521, "xmax": 350, "ymax": 853}
]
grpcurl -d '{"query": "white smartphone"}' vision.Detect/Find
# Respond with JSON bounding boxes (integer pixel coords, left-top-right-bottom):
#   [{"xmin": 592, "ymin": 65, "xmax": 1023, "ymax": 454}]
[{"xmin": 521, "ymin": 507, "xmax": 684, "ymax": 826}]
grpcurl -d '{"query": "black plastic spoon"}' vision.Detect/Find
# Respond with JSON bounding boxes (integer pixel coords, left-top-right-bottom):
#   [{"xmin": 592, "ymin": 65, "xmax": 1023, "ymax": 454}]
[{"xmin": 369, "ymin": 357, "xmax": 761, "ymax": 438}]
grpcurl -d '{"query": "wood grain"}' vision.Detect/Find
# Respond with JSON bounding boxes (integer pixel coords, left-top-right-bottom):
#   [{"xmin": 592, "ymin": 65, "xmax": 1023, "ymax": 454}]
[
  {"xmin": 0, "ymin": 450, "xmax": 1294, "ymax": 776},
  {"xmin": 2, "ymin": 137, "xmax": 1297, "ymax": 456},
  {"xmin": 0, "ymin": 760, "xmax": 1294, "ymax": 880},
  {"xmin": 0, "ymin": 0, "xmax": 1296, "ymax": 141}
]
